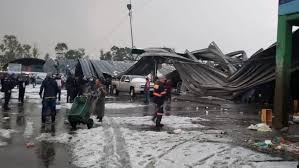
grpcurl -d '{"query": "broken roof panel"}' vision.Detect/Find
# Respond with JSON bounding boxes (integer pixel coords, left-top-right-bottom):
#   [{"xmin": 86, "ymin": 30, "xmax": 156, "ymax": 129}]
[
  {"xmin": 78, "ymin": 59, "xmax": 96, "ymax": 78},
  {"xmin": 121, "ymin": 49, "xmax": 194, "ymax": 76},
  {"xmin": 75, "ymin": 59, "xmax": 135, "ymax": 78},
  {"xmin": 121, "ymin": 35, "xmax": 299, "ymax": 100}
]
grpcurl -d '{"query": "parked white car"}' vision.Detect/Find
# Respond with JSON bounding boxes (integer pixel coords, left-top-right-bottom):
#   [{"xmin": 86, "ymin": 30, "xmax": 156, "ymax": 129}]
[{"xmin": 112, "ymin": 75, "xmax": 154, "ymax": 96}]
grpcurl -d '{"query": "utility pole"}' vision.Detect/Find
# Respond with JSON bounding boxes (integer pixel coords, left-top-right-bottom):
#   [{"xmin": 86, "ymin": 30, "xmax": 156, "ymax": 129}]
[{"xmin": 127, "ymin": 0, "xmax": 134, "ymax": 49}]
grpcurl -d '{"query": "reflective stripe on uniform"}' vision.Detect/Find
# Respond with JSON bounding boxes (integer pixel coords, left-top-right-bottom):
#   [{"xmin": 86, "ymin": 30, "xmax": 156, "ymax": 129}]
[
  {"xmin": 156, "ymin": 113, "xmax": 163, "ymax": 116},
  {"xmin": 45, "ymin": 97, "xmax": 56, "ymax": 99}
]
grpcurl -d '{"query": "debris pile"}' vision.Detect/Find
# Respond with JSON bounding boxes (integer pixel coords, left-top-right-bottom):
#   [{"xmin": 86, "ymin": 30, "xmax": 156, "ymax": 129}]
[
  {"xmin": 249, "ymin": 135, "xmax": 299, "ymax": 156},
  {"xmin": 248, "ymin": 123, "xmax": 272, "ymax": 132}
]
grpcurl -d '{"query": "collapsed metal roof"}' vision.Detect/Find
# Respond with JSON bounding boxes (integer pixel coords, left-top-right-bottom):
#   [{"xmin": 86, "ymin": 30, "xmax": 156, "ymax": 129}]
[
  {"xmin": 75, "ymin": 59, "xmax": 135, "ymax": 78},
  {"xmin": 121, "ymin": 33, "xmax": 299, "ymax": 100},
  {"xmin": 44, "ymin": 57, "xmax": 174, "ymax": 79},
  {"xmin": 43, "ymin": 58, "xmax": 135, "ymax": 78},
  {"xmin": 174, "ymin": 46, "xmax": 276, "ymax": 99},
  {"xmin": 122, "ymin": 48, "xmax": 195, "ymax": 76},
  {"xmin": 42, "ymin": 30, "xmax": 299, "ymax": 100}
]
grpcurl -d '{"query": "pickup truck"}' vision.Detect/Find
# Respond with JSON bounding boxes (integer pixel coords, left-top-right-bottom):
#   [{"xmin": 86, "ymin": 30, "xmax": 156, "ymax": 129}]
[{"xmin": 112, "ymin": 75, "xmax": 154, "ymax": 96}]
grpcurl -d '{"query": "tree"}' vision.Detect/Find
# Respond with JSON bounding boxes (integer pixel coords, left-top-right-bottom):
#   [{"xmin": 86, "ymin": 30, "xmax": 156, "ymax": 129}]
[
  {"xmin": 55, "ymin": 43, "xmax": 68, "ymax": 59},
  {"xmin": 100, "ymin": 46, "xmax": 133, "ymax": 61},
  {"xmin": 0, "ymin": 43, "xmax": 3, "ymax": 52},
  {"xmin": 0, "ymin": 35, "xmax": 21, "ymax": 62},
  {"xmin": 32, "ymin": 46, "xmax": 39, "ymax": 58},
  {"xmin": 16, "ymin": 44, "xmax": 24, "ymax": 57},
  {"xmin": 22, "ymin": 44, "xmax": 32, "ymax": 58},
  {"xmin": 110, "ymin": 46, "xmax": 132, "ymax": 61},
  {"xmin": 100, "ymin": 49, "xmax": 104, "ymax": 59},
  {"xmin": 100, "ymin": 49, "xmax": 112, "ymax": 60},
  {"xmin": 65, "ymin": 48, "xmax": 85, "ymax": 59},
  {"xmin": 105, "ymin": 51, "xmax": 112, "ymax": 60},
  {"xmin": 123, "ymin": 47, "xmax": 134, "ymax": 61},
  {"xmin": 111, "ymin": 46, "xmax": 123, "ymax": 61}
]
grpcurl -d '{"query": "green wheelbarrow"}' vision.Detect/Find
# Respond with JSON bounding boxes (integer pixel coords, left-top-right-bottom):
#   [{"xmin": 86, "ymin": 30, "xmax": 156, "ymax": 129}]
[{"xmin": 67, "ymin": 96, "xmax": 94, "ymax": 129}]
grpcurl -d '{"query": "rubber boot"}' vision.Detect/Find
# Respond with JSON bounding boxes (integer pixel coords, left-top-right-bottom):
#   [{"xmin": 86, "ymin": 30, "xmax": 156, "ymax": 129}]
[
  {"xmin": 51, "ymin": 114, "xmax": 56, "ymax": 124},
  {"xmin": 152, "ymin": 112, "xmax": 157, "ymax": 123},
  {"xmin": 156, "ymin": 115, "xmax": 163, "ymax": 127}
]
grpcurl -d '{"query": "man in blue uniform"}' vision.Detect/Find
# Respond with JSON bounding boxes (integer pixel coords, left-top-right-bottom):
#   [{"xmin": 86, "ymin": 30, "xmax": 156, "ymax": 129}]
[{"xmin": 39, "ymin": 74, "xmax": 59, "ymax": 124}]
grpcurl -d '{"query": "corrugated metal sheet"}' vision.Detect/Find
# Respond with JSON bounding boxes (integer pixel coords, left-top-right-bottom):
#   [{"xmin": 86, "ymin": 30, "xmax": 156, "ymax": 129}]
[
  {"xmin": 78, "ymin": 59, "xmax": 96, "ymax": 78},
  {"xmin": 77, "ymin": 59, "xmax": 135, "ymax": 78},
  {"xmin": 44, "ymin": 58, "xmax": 134, "ymax": 78},
  {"xmin": 120, "ymin": 35, "xmax": 299, "ymax": 100},
  {"xmin": 121, "ymin": 48, "xmax": 195, "ymax": 76}
]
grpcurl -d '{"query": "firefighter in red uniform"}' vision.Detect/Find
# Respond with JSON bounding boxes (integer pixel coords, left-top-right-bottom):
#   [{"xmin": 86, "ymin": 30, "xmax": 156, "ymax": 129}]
[{"xmin": 152, "ymin": 77, "xmax": 166, "ymax": 127}]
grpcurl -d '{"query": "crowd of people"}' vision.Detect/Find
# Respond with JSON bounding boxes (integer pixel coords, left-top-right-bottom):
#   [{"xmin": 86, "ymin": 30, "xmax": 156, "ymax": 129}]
[
  {"xmin": 0, "ymin": 73, "xmax": 35, "ymax": 110},
  {"xmin": 0, "ymin": 73, "xmax": 60, "ymax": 111},
  {"xmin": 1, "ymin": 71, "xmax": 172, "ymax": 128},
  {"xmin": 39, "ymin": 73, "xmax": 108, "ymax": 125}
]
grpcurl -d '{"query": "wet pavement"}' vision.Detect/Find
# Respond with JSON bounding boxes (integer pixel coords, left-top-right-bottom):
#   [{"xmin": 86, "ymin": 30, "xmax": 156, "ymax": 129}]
[
  {"xmin": 1, "ymin": 88, "xmax": 298, "ymax": 168},
  {"xmin": 167, "ymin": 100, "xmax": 299, "ymax": 158},
  {"xmin": 0, "ymin": 87, "xmax": 75, "ymax": 168}
]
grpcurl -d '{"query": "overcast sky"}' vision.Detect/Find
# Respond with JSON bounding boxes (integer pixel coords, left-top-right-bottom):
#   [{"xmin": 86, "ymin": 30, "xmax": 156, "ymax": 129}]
[{"xmin": 0, "ymin": 0, "xmax": 278, "ymax": 58}]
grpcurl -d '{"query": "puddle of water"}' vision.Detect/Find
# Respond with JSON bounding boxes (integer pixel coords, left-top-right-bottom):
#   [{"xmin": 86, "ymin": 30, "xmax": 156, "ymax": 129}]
[{"xmin": 0, "ymin": 102, "xmax": 74, "ymax": 168}]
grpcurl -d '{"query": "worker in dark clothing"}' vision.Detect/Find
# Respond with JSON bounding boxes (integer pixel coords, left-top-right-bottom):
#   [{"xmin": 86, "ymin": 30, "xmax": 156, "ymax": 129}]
[
  {"xmin": 1, "ymin": 74, "xmax": 16, "ymax": 110},
  {"xmin": 66, "ymin": 76, "xmax": 71, "ymax": 103},
  {"xmin": 66, "ymin": 75, "xmax": 77, "ymax": 103},
  {"xmin": 73, "ymin": 77, "xmax": 79, "ymax": 97},
  {"xmin": 39, "ymin": 74, "xmax": 59, "ymax": 124},
  {"xmin": 144, "ymin": 77, "xmax": 151, "ymax": 104},
  {"xmin": 105, "ymin": 77, "xmax": 112, "ymax": 95},
  {"xmin": 17, "ymin": 75, "xmax": 28, "ymax": 105},
  {"xmin": 152, "ymin": 77, "xmax": 166, "ymax": 127},
  {"xmin": 77, "ymin": 77, "xmax": 85, "ymax": 96},
  {"xmin": 87, "ymin": 77, "xmax": 96, "ymax": 93},
  {"xmin": 31, "ymin": 75, "xmax": 36, "ymax": 88}
]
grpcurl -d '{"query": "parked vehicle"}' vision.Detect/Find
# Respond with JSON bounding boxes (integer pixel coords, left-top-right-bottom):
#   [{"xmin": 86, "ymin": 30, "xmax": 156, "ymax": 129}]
[
  {"xmin": 112, "ymin": 75, "xmax": 154, "ymax": 97},
  {"xmin": 22, "ymin": 72, "xmax": 47, "ymax": 85}
]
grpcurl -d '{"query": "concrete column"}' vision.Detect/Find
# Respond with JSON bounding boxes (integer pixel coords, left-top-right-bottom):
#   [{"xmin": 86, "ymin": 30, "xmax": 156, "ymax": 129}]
[{"xmin": 274, "ymin": 15, "xmax": 292, "ymax": 129}]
